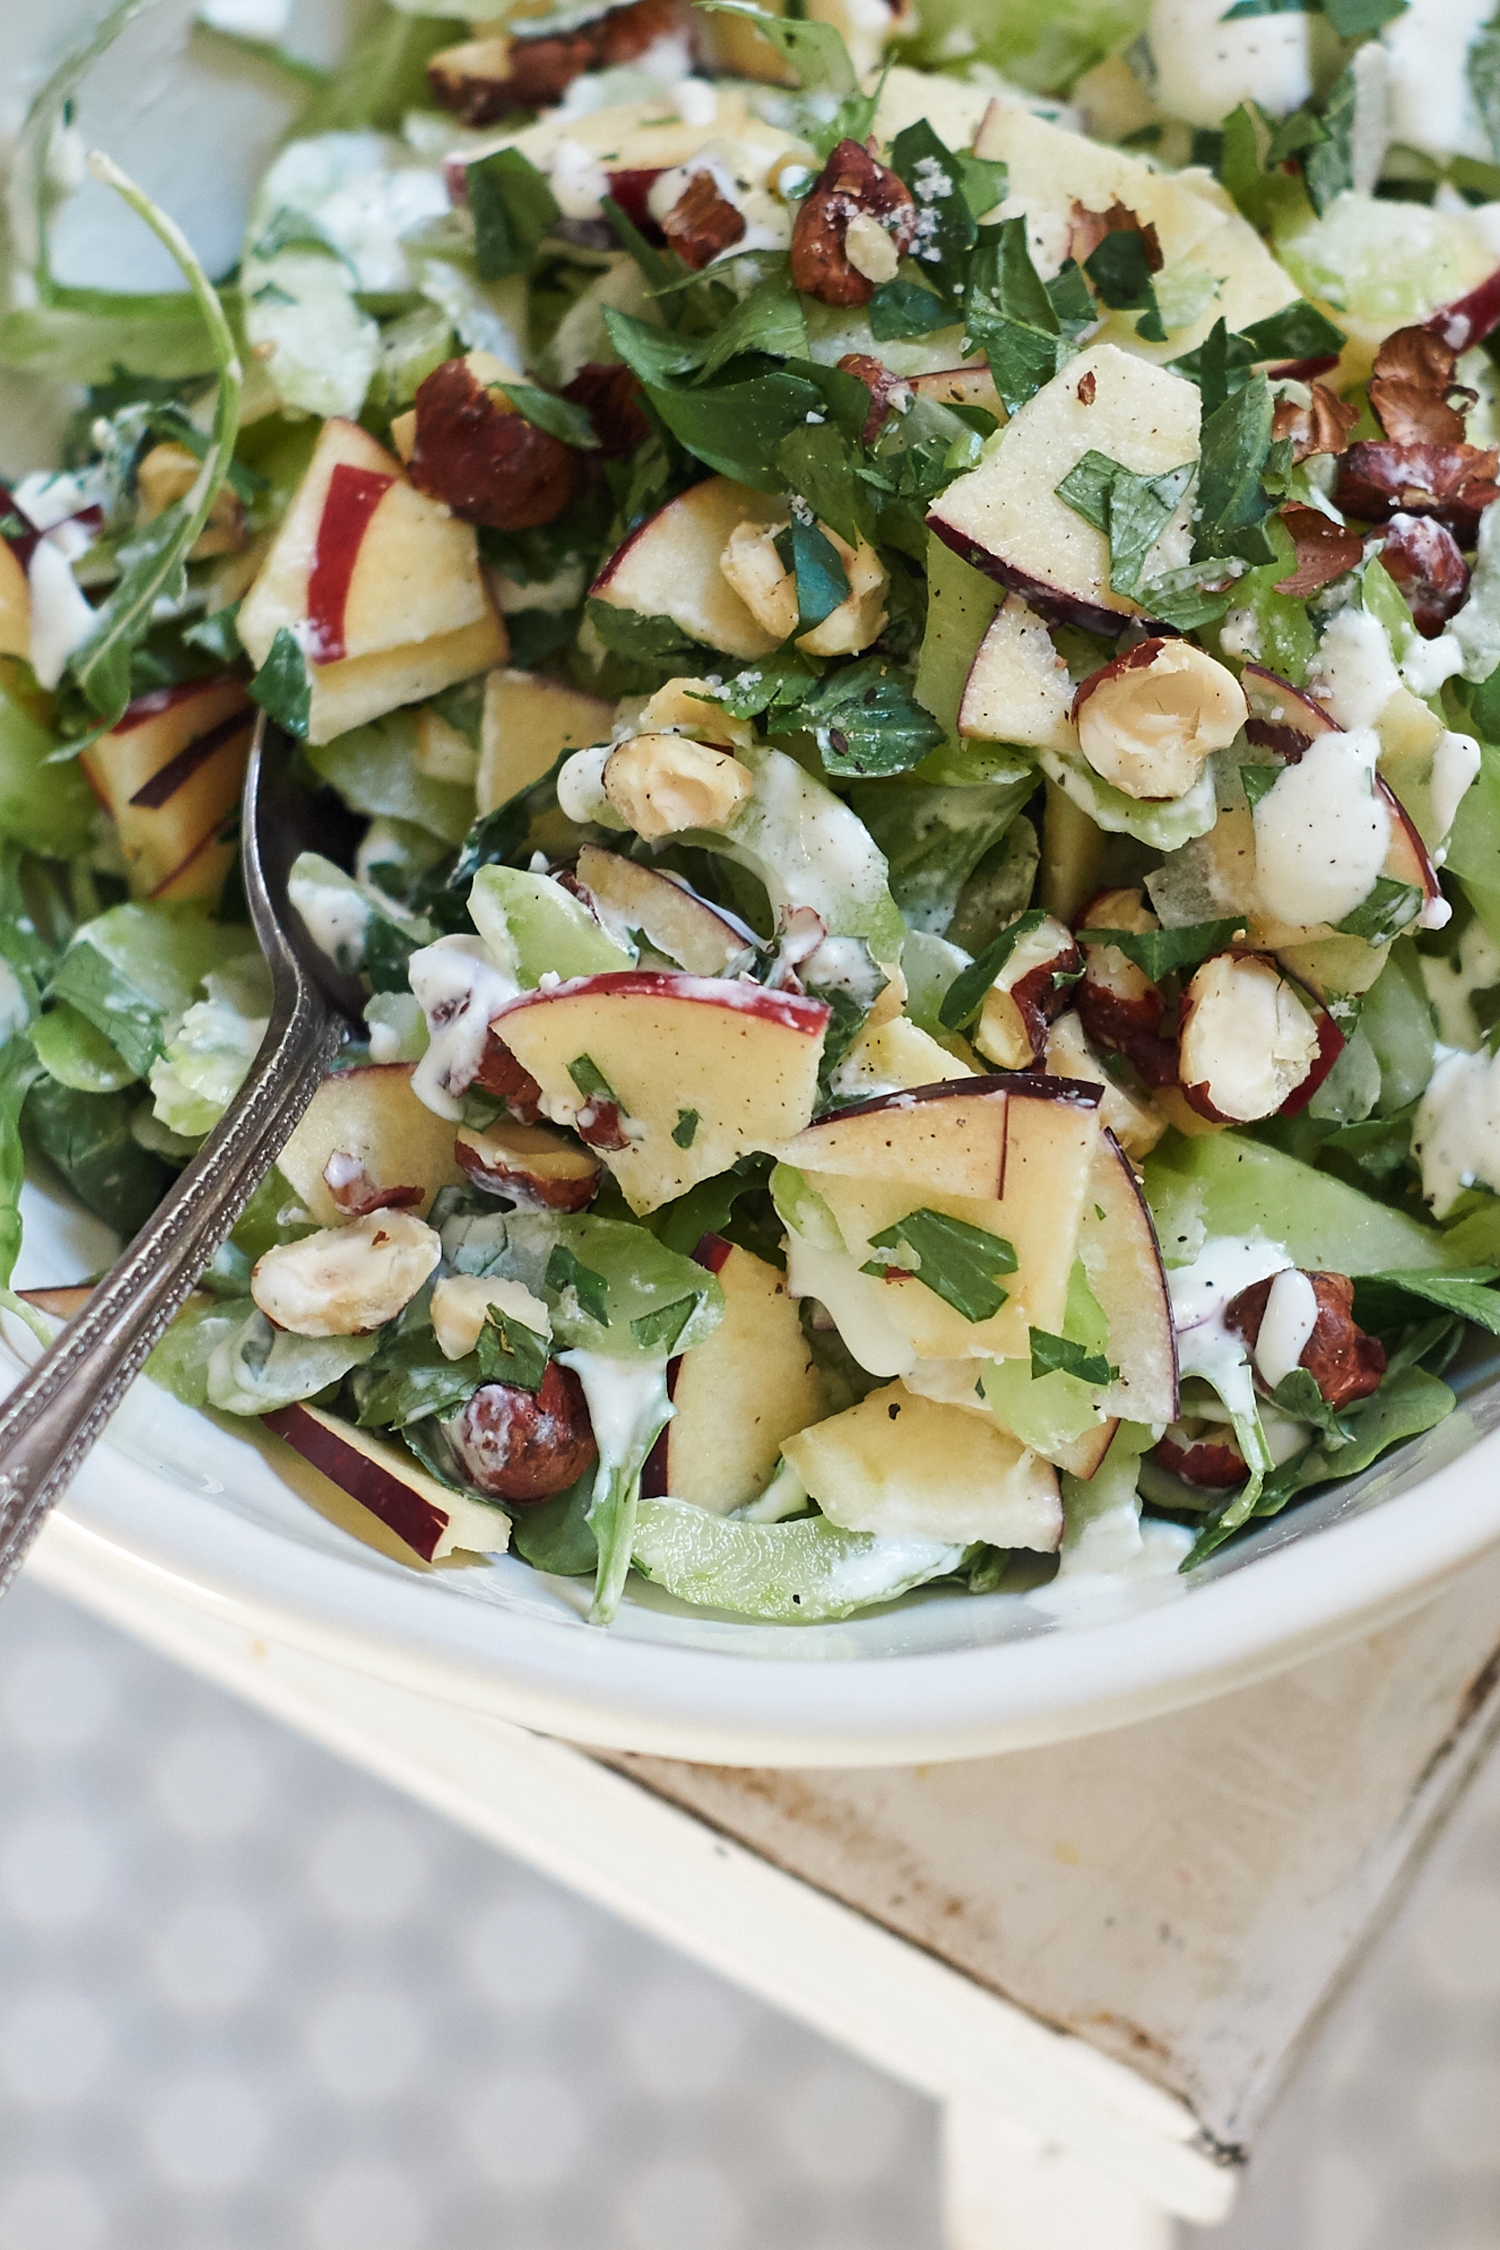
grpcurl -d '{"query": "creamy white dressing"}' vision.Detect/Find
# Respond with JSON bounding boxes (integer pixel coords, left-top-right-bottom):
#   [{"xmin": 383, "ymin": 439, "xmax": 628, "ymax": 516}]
[
  {"xmin": 1430, "ymin": 728, "xmax": 1482, "ymax": 845},
  {"xmin": 550, "ymin": 138, "xmax": 613, "ymax": 220},
  {"xmin": 27, "ymin": 538, "xmax": 95, "ymax": 690},
  {"xmin": 1413, "ymin": 1042, "xmax": 1500, "ymax": 1216},
  {"xmin": 408, "ymin": 936, "xmax": 519, "ymax": 1120},
  {"xmin": 1147, "ymin": 0, "xmax": 1313, "ymax": 129},
  {"xmin": 672, "ymin": 77, "xmax": 719, "ymax": 129},
  {"xmin": 784, "ymin": 1234, "xmax": 917, "ymax": 1379},
  {"xmin": 557, "ymin": 742, "xmax": 617, "ymax": 826},
  {"xmin": 1169, "ymin": 1234, "xmax": 1291, "ymax": 1356},
  {"xmin": 1399, "ymin": 632, "xmax": 1465, "ymax": 700},
  {"xmin": 1382, "ymin": 0, "xmax": 1495, "ymax": 163},
  {"xmin": 557, "ymin": 1349, "xmax": 670, "ymax": 1459},
  {"xmin": 286, "ymin": 865, "xmax": 371, "ymax": 969},
  {"xmin": 1252, "ymin": 1267, "xmax": 1319, "ymax": 1391},
  {"xmin": 1252, "ymin": 726, "xmax": 1391, "ymax": 928},
  {"xmin": 1308, "ymin": 608, "xmax": 1402, "ymax": 732},
  {"xmin": 1420, "ymin": 916, "xmax": 1500, "ymax": 1048}
]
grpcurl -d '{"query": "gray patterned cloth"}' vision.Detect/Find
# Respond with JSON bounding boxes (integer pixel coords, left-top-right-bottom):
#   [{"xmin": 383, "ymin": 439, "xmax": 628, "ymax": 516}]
[{"xmin": 0, "ymin": 1574, "xmax": 1494, "ymax": 2250}]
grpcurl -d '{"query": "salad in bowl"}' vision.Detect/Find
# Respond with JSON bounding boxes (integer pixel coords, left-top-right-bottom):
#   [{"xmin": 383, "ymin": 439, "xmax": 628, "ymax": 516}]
[{"xmin": 6, "ymin": 0, "xmax": 1500, "ymax": 1640}]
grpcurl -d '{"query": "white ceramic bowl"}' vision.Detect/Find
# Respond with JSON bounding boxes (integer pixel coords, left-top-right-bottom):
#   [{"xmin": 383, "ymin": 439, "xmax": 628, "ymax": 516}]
[
  {"xmin": 8, "ymin": 3, "xmax": 1500, "ymax": 1765},
  {"xmin": 11, "ymin": 1176, "xmax": 1500, "ymax": 1766}
]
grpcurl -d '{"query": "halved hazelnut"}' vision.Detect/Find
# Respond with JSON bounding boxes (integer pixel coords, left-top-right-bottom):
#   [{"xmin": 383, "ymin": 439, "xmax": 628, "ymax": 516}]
[
  {"xmin": 661, "ymin": 169, "xmax": 746, "ymax": 270},
  {"xmin": 409, "ymin": 356, "xmax": 577, "ymax": 530},
  {"xmin": 1224, "ymin": 1268, "xmax": 1386, "ymax": 1409},
  {"xmin": 474, "ymin": 1032, "xmax": 545, "ymax": 1121},
  {"xmin": 454, "ymin": 1118, "xmax": 602, "ymax": 1210},
  {"xmin": 251, "ymin": 1210, "xmax": 441, "ymax": 1338},
  {"xmin": 560, "ymin": 362, "xmax": 651, "ymax": 458},
  {"xmin": 1075, "ymin": 888, "xmax": 1178, "ymax": 1089},
  {"xmin": 718, "ymin": 517, "xmax": 889, "ymax": 656},
  {"xmin": 1153, "ymin": 1420, "xmax": 1247, "ymax": 1489},
  {"xmin": 1177, "ymin": 954, "xmax": 1320, "ymax": 1124},
  {"xmin": 971, "ymin": 914, "xmax": 1081, "ymax": 1070},
  {"xmin": 449, "ymin": 1361, "xmax": 597, "ymax": 1502},
  {"xmin": 427, "ymin": 0, "xmax": 673, "ymax": 124},
  {"xmin": 1271, "ymin": 382, "xmax": 1359, "ymax": 463},
  {"xmin": 639, "ymin": 676, "xmax": 756, "ymax": 751},
  {"xmin": 429, "ymin": 1272, "xmax": 554, "ymax": 1362},
  {"xmin": 720, "ymin": 521, "xmax": 798, "ymax": 641},
  {"xmin": 1333, "ymin": 440, "xmax": 1500, "ymax": 541},
  {"xmin": 790, "ymin": 138, "xmax": 916, "ymax": 309},
  {"xmin": 1378, "ymin": 512, "xmax": 1470, "ymax": 639},
  {"xmin": 603, "ymin": 732, "xmax": 753, "ymax": 838},
  {"xmin": 1072, "ymin": 640, "xmax": 1248, "ymax": 802},
  {"xmin": 836, "ymin": 352, "xmax": 909, "ymax": 445}
]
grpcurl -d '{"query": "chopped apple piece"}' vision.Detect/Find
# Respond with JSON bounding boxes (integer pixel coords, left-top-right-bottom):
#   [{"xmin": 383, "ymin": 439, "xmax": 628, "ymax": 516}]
[
  {"xmin": 264, "ymin": 1403, "xmax": 509, "ymax": 1563},
  {"xmin": 644, "ymin": 1236, "xmax": 827, "ymax": 1513},
  {"xmin": 972, "ymin": 103, "xmax": 1300, "ymax": 363},
  {"xmin": 575, "ymin": 845, "xmax": 756, "ymax": 974},
  {"xmin": 16, "ymin": 1283, "xmax": 93, "ymax": 1323},
  {"xmin": 0, "ymin": 534, "xmax": 30, "ymax": 660},
  {"xmin": 238, "ymin": 416, "xmax": 505, "ymax": 744},
  {"xmin": 927, "ymin": 344, "xmax": 1201, "ymax": 634},
  {"xmin": 590, "ymin": 475, "xmax": 789, "ymax": 660},
  {"xmin": 907, "ymin": 366, "xmax": 1007, "ymax": 420},
  {"xmin": 1043, "ymin": 1011, "xmax": 1166, "ymax": 1159},
  {"xmin": 959, "ymin": 595, "xmax": 1077, "ymax": 751},
  {"xmin": 831, "ymin": 1014, "xmax": 976, "ymax": 1098},
  {"xmin": 491, "ymin": 971, "xmax": 830, "ymax": 1213},
  {"xmin": 786, "ymin": 1077, "xmax": 1102, "ymax": 1360},
  {"xmin": 1078, "ymin": 1129, "xmax": 1179, "ymax": 1426},
  {"xmin": 276, "ymin": 1063, "xmax": 467, "ymax": 1225},
  {"xmin": 476, "ymin": 670, "xmax": 613, "ymax": 814},
  {"xmin": 783, "ymin": 1382, "xmax": 1063, "ymax": 1549},
  {"xmin": 82, "ymin": 678, "xmax": 253, "ymax": 903}
]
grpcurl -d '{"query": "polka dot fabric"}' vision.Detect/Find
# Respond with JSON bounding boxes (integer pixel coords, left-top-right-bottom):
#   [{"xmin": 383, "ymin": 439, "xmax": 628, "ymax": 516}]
[{"xmin": 0, "ymin": 1581, "xmax": 939, "ymax": 2250}]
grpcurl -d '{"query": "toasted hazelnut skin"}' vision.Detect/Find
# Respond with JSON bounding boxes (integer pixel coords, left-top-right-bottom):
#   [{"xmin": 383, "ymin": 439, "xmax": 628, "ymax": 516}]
[
  {"xmin": 1177, "ymin": 953, "xmax": 1321, "ymax": 1125},
  {"xmin": 1224, "ymin": 1270, "xmax": 1387, "ymax": 1409},
  {"xmin": 790, "ymin": 138, "xmax": 916, "ymax": 308},
  {"xmin": 409, "ymin": 358, "xmax": 576, "ymax": 530},
  {"xmin": 1153, "ymin": 1421, "xmax": 1248, "ymax": 1489},
  {"xmin": 474, "ymin": 1031, "xmax": 545, "ymax": 1122},
  {"xmin": 251, "ymin": 1211, "xmax": 441, "ymax": 1338},
  {"xmin": 603, "ymin": 732, "xmax": 753, "ymax": 838},
  {"xmin": 1072, "ymin": 640, "xmax": 1248, "ymax": 802},
  {"xmin": 836, "ymin": 352, "xmax": 907, "ymax": 445},
  {"xmin": 1379, "ymin": 512, "xmax": 1470, "ymax": 638},
  {"xmin": 661, "ymin": 170, "xmax": 746, "ymax": 270},
  {"xmin": 321, "ymin": 1152, "xmax": 424, "ymax": 1219},
  {"xmin": 454, "ymin": 1118, "xmax": 602, "ymax": 1210},
  {"xmin": 1042, "ymin": 1010, "xmax": 1167, "ymax": 1158},
  {"xmin": 560, "ymin": 362, "xmax": 651, "ymax": 457},
  {"xmin": 450, "ymin": 1361, "xmax": 597, "ymax": 1501},
  {"xmin": 426, "ymin": 0, "xmax": 672, "ymax": 122},
  {"xmin": 972, "ymin": 914, "xmax": 1081, "ymax": 1070},
  {"xmin": 1075, "ymin": 889, "xmax": 1178, "ymax": 1089}
]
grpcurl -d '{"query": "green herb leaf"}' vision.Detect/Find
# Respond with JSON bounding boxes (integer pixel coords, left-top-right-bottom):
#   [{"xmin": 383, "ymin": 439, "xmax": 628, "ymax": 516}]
[
  {"xmin": 1054, "ymin": 451, "xmax": 1196, "ymax": 600},
  {"xmin": 466, "ymin": 147, "xmax": 560, "ymax": 281},
  {"xmin": 248, "ymin": 625, "xmax": 311, "ymax": 739},
  {"xmin": 776, "ymin": 419, "xmax": 868, "ymax": 549},
  {"xmin": 1084, "ymin": 229, "xmax": 1166, "ymax": 343},
  {"xmin": 500, "ymin": 382, "xmax": 599, "ymax": 449},
  {"xmin": 1136, "ymin": 558, "xmax": 1244, "ymax": 629},
  {"xmin": 862, "ymin": 1207, "xmax": 1018, "ymax": 1323},
  {"xmin": 939, "ymin": 908, "xmax": 1047, "ymax": 1029},
  {"xmin": 793, "ymin": 657, "xmax": 945, "ymax": 779},
  {"xmin": 585, "ymin": 600, "xmax": 707, "ymax": 664},
  {"xmin": 890, "ymin": 120, "xmax": 977, "ymax": 312},
  {"xmin": 783, "ymin": 514, "xmax": 850, "ymax": 632},
  {"xmin": 1029, "ymin": 1328, "xmax": 1116, "ymax": 1385},
  {"xmin": 66, "ymin": 152, "xmax": 241, "ymax": 722},
  {"xmin": 1355, "ymin": 1266, "xmax": 1500, "ymax": 1338},
  {"xmin": 601, "ymin": 195, "xmax": 680, "ymax": 299},
  {"xmin": 1471, "ymin": 28, "xmax": 1500, "ymax": 165},
  {"xmin": 671, "ymin": 1108, "xmax": 700, "ymax": 1148},
  {"xmin": 1078, "ymin": 916, "xmax": 1245, "ymax": 979},
  {"xmin": 647, "ymin": 368, "xmax": 827, "ymax": 490},
  {"xmin": 630, "ymin": 1295, "xmax": 698, "ymax": 1354},
  {"xmin": 963, "ymin": 218, "xmax": 1070, "ymax": 416},
  {"xmin": 1193, "ymin": 363, "xmax": 1278, "ymax": 566},
  {"xmin": 1321, "ymin": 0, "xmax": 1407, "ymax": 33},
  {"xmin": 475, "ymin": 1307, "xmax": 551, "ymax": 1391},
  {"xmin": 695, "ymin": 1, "xmax": 858, "ymax": 92},
  {"xmin": 545, "ymin": 1242, "xmax": 611, "ymax": 1327},
  {"xmin": 1333, "ymin": 875, "xmax": 1423, "ymax": 943},
  {"xmin": 1272, "ymin": 1366, "xmax": 1358, "ymax": 1448},
  {"xmin": 567, "ymin": 1053, "xmax": 619, "ymax": 1103},
  {"xmin": 868, "ymin": 278, "xmax": 951, "ymax": 340}
]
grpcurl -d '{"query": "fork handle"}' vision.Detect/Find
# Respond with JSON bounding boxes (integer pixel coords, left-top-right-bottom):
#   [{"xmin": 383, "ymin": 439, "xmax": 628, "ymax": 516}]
[{"xmin": 0, "ymin": 982, "xmax": 339, "ymax": 1597}]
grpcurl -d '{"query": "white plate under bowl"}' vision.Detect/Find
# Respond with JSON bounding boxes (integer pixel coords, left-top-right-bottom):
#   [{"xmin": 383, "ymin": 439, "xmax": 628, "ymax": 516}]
[{"xmin": 12, "ymin": 1177, "xmax": 1500, "ymax": 1766}]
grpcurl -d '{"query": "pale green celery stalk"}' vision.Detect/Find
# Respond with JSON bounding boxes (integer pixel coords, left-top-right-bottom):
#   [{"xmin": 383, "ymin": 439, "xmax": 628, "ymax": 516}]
[
  {"xmin": 1056, "ymin": 1423, "xmax": 1154, "ymax": 1576},
  {"xmin": 560, "ymin": 1350, "xmax": 672, "ymax": 1627},
  {"xmin": 66, "ymin": 152, "xmax": 242, "ymax": 724}
]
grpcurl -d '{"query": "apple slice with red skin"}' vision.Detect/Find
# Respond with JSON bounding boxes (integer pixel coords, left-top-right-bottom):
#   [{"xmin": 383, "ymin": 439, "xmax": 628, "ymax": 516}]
[
  {"xmin": 590, "ymin": 475, "xmax": 789, "ymax": 661},
  {"xmin": 1079, "ymin": 1127, "xmax": 1179, "ymax": 1427},
  {"xmin": 237, "ymin": 415, "xmax": 505, "ymax": 745},
  {"xmin": 83, "ymin": 677, "xmax": 253, "ymax": 902},
  {"xmin": 490, "ymin": 971, "xmax": 830, "ymax": 1214},
  {"xmin": 575, "ymin": 844, "xmax": 756, "ymax": 975},
  {"xmin": 642, "ymin": 1233, "xmax": 827, "ymax": 1512},
  {"xmin": 277, "ymin": 1063, "xmax": 468, "ymax": 1226},
  {"xmin": 906, "ymin": 366, "xmax": 1007, "ymax": 420},
  {"xmin": 15, "ymin": 1283, "xmax": 94, "ymax": 1323},
  {"xmin": 264, "ymin": 1403, "xmax": 510, "ymax": 1563},
  {"xmin": 454, "ymin": 1117, "xmax": 601, "ymax": 1209},
  {"xmin": 1429, "ymin": 267, "xmax": 1500, "ymax": 355},
  {"xmin": 788, "ymin": 1076, "xmax": 1104, "ymax": 1362},
  {"xmin": 0, "ymin": 485, "xmax": 39, "ymax": 661}
]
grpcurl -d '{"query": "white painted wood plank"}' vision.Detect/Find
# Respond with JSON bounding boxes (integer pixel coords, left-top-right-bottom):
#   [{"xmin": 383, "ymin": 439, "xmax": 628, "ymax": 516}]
[
  {"xmin": 943, "ymin": 2099, "xmax": 1177, "ymax": 2250},
  {"xmin": 25, "ymin": 1514, "xmax": 1233, "ymax": 2224}
]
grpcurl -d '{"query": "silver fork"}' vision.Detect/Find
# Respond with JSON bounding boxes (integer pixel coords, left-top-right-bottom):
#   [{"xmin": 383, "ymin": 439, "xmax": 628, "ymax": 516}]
[{"xmin": 0, "ymin": 717, "xmax": 351, "ymax": 1598}]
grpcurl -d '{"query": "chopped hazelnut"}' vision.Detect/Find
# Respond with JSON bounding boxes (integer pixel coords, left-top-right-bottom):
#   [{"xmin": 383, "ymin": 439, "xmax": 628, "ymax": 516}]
[
  {"xmin": 790, "ymin": 138, "xmax": 916, "ymax": 309},
  {"xmin": 1177, "ymin": 954, "xmax": 1320, "ymax": 1124},
  {"xmin": 429, "ymin": 1273, "xmax": 554, "ymax": 1362},
  {"xmin": 603, "ymin": 731, "xmax": 754, "ymax": 837},
  {"xmin": 972, "ymin": 914, "xmax": 1080, "ymax": 1070},
  {"xmin": 662, "ymin": 169, "xmax": 746, "ymax": 270},
  {"xmin": 251, "ymin": 1210, "xmax": 441, "ymax": 1338},
  {"xmin": 640, "ymin": 676, "xmax": 756, "ymax": 749},
  {"xmin": 1073, "ymin": 639, "xmax": 1248, "ymax": 802},
  {"xmin": 1224, "ymin": 1269, "xmax": 1386, "ymax": 1409}
]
